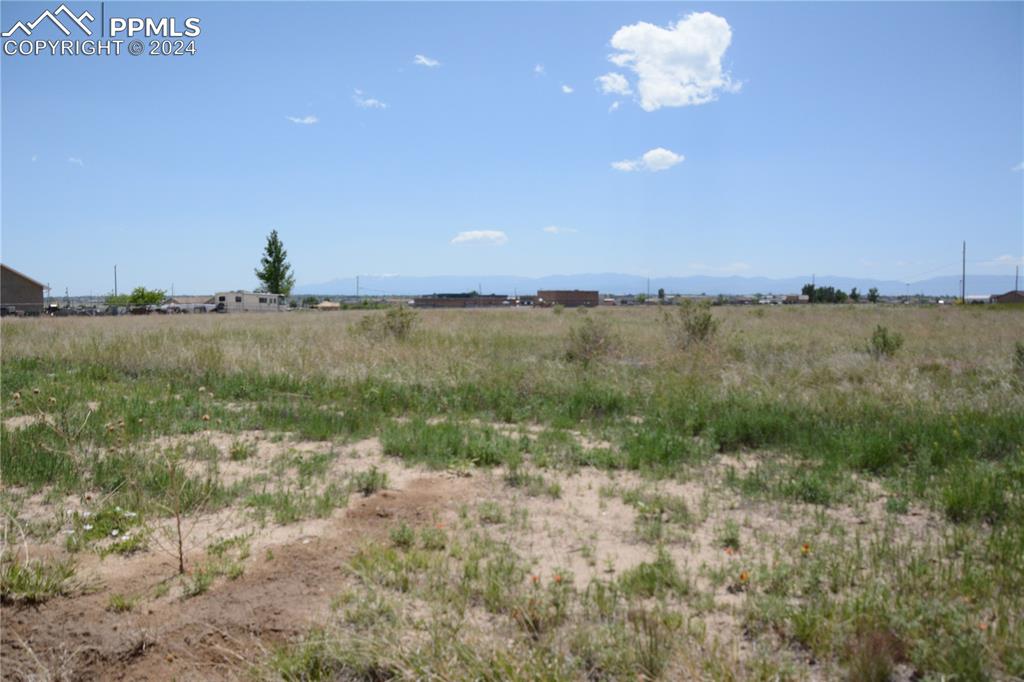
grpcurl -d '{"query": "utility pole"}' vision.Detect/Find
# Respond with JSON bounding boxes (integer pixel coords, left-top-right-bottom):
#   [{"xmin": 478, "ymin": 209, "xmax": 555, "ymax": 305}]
[
  {"xmin": 114, "ymin": 265, "xmax": 118, "ymax": 298},
  {"xmin": 961, "ymin": 241, "xmax": 966, "ymax": 303},
  {"xmin": 356, "ymin": 275, "xmax": 360, "ymax": 298},
  {"xmin": 1016, "ymin": 265, "xmax": 1019, "ymax": 291}
]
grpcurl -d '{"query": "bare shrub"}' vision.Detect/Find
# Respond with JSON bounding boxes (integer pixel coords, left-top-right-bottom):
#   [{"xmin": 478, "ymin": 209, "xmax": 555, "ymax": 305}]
[
  {"xmin": 565, "ymin": 317, "xmax": 619, "ymax": 366},
  {"xmin": 355, "ymin": 306, "xmax": 417, "ymax": 341},
  {"xmin": 663, "ymin": 299, "xmax": 720, "ymax": 348}
]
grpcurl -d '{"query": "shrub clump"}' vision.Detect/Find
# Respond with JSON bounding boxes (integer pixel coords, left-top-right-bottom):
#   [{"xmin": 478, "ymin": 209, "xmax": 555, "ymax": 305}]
[
  {"xmin": 565, "ymin": 317, "xmax": 619, "ymax": 366},
  {"xmin": 355, "ymin": 306, "xmax": 417, "ymax": 341},
  {"xmin": 663, "ymin": 299, "xmax": 719, "ymax": 348},
  {"xmin": 867, "ymin": 325, "xmax": 904, "ymax": 359}
]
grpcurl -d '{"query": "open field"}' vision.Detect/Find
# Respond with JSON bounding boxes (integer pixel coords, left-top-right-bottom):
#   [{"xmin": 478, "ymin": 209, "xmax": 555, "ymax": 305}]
[{"xmin": 1, "ymin": 305, "xmax": 1022, "ymax": 680}]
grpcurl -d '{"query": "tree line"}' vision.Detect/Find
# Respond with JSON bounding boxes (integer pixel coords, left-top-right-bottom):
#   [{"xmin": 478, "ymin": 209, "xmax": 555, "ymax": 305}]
[{"xmin": 802, "ymin": 283, "xmax": 879, "ymax": 304}]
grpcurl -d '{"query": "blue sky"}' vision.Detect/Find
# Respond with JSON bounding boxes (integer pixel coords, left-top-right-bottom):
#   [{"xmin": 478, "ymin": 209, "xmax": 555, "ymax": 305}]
[{"xmin": 2, "ymin": 1, "xmax": 1022, "ymax": 295}]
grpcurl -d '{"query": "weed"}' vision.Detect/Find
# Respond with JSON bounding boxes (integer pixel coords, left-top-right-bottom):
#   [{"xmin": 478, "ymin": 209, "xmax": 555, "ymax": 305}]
[
  {"xmin": 619, "ymin": 549, "xmax": 688, "ymax": 599},
  {"xmin": 355, "ymin": 306, "xmax": 417, "ymax": 341},
  {"xmin": 229, "ymin": 439, "xmax": 257, "ymax": 461},
  {"xmin": 867, "ymin": 325, "xmax": 904, "ymax": 359},
  {"xmin": 390, "ymin": 523, "xmax": 415, "ymax": 549},
  {"xmin": 107, "ymin": 593, "xmax": 138, "ymax": 613},
  {"xmin": 717, "ymin": 519, "xmax": 741, "ymax": 551},
  {"xmin": 664, "ymin": 299, "xmax": 720, "ymax": 348},
  {"xmin": 351, "ymin": 466, "xmax": 388, "ymax": 496},
  {"xmin": 565, "ymin": 316, "xmax": 619, "ymax": 366},
  {"xmin": 1, "ymin": 556, "xmax": 76, "ymax": 604}
]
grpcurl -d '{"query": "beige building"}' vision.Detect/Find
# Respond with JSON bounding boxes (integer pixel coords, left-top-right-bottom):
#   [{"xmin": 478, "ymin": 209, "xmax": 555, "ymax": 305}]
[{"xmin": 214, "ymin": 291, "xmax": 282, "ymax": 312}]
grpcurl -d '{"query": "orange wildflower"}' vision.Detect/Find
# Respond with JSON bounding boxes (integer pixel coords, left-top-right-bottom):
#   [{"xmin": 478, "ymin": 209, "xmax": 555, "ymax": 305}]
[
  {"xmin": 739, "ymin": 571, "xmax": 750, "ymax": 583},
  {"xmin": 801, "ymin": 543, "xmax": 811, "ymax": 556},
  {"xmin": 553, "ymin": 574, "xmax": 563, "ymax": 584}
]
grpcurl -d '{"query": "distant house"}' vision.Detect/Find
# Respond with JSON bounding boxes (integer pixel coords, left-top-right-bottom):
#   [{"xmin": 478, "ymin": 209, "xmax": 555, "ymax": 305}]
[
  {"xmin": 536, "ymin": 290, "xmax": 599, "ymax": 308},
  {"xmin": 784, "ymin": 294, "xmax": 811, "ymax": 304},
  {"xmin": 992, "ymin": 290, "xmax": 1024, "ymax": 304},
  {"xmin": 0, "ymin": 264, "xmax": 44, "ymax": 315},
  {"xmin": 314, "ymin": 300, "xmax": 341, "ymax": 311},
  {"xmin": 214, "ymin": 291, "xmax": 282, "ymax": 312},
  {"xmin": 964, "ymin": 295, "xmax": 992, "ymax": 305}
]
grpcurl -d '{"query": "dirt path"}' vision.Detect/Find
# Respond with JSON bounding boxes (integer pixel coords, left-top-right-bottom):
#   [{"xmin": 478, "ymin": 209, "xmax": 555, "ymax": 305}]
[{"xmin": 2, "ymin": 475, "xmax": 472, "ymax": 681}]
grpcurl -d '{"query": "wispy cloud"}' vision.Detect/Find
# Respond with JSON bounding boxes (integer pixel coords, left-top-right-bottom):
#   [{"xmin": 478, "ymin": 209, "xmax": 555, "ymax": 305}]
[
  {"xmin": 606, "ymin": 12, "xmax": 740, "ymax": 111},
  {"xmin": 985, "ymin": 254, "xmax": 1024, "ymax": 267},
  {"xmin": 451, "ymin": 230, "xmax": 508, "ymax": 245},
  {"xmin": 1012, "ymin": 161, "xmax": 1024, "ymax": 172},
  {"xmin": 413, "ymin": 54, "xmax": 440, "ymax": 67},
  {"xmin": 688, "ymin": 261, "xmax": 751, "ymax": 274},
  {"xmin": 353, "ymin": 89, "xmax": 388, "ymax": 109},
  {"xmin": 612, "ymin": 147, "xmax": 684, "ymax": 173},
  {"xmin": 542, "ymin": 225, "xmax": 578, "ymax": 235},
  {"xmin": 561, "ymin": 84, "xmax": 574, "ymax": 94},
  {"xmin": 286, "ymin": 115, "xmax": 318, "ymax": 125},
  {"xmin": 608, "ymin": 101, "xmax": 621, "ymax": 112},
  {"xmin": 67, "ymin": 157, "xmax": 84, "ymax": 167},
  {"xmin": 534, "ymin": 64, "xmax": 545, "ymax": 76},
  {"xmin": 31, "ymin": 154, "xmax": 37, "ymax": 162},
  {"xmin": 597, "ymin": 72, "xmax": 632, "ymax": 96}
]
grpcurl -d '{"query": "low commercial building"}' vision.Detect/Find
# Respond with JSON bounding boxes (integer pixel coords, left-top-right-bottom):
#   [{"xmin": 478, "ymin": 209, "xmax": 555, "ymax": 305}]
[
  {"xmin": 412, "ymin": 293, "xmax": 507, "ymax": 308},
  {"xmin": 0, "ymin": 264, "xmax": 44, "ymax": 315},
  {"xmin": 536, "ymin": 290, "xmax": 599, "ymax": 308},
  {"xmin": 214, "ymin": 291, "xmax": 282, "ymax": 312}
]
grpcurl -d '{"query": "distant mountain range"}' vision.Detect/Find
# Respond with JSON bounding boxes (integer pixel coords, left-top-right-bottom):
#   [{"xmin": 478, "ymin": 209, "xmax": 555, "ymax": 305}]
[{"xmin": 295, "ymin": 273, "xmax": 1020, "ymax": 298}]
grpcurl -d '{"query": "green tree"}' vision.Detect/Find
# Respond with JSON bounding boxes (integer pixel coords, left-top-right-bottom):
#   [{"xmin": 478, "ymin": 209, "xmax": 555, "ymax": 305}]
[
  {"xmin": 104, "ymin": 292, "xmax": 130, "ymax": 307},
  {"xmin": 254, "ymin": 230, "xmax": 295, "ymax": 296},
  {"xmin": 124, "ymin": 287, "xmax": 165, "ymax": 306},
  {"xmin": 850, "ymin": 287, "xmax": 861, "ymax": 302},
  {"xmin": 657, "ymin": 287, "xmax": 666, "ymax": 302},
  {"xmin": 867, "ymin": 287, "xmax": 880, "ymax": 303}
]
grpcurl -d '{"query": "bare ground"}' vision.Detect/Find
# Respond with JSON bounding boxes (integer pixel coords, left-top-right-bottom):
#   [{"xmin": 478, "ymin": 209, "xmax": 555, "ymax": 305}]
[{"xmin": 1, "ymin": 426, "xmax": 946, "ymax": 680}]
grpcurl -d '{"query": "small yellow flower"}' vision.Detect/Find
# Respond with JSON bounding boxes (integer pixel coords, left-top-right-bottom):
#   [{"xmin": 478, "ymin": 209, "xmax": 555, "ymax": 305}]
[{"xmin": 739, "ymin": 571, "xmax": 749, "ymax": 583}]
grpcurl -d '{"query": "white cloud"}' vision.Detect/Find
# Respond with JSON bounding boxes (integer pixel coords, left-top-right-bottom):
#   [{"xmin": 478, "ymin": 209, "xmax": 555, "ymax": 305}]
[
  {"xmin": 534, "ymin": 63, "xmax": 545, "ymax": 75},
  {"xmin": 414, "ymin": 54, "xmax": 440, "ymax": 67},
  {"xmin": 688, "ymin": 261, "xmax": 751, "ymax": 273},
  {"xmin": 286, "ymin": 115, "xmax": 318, "ymax": 125},
  {"xmin": 353, "ymin": 89, "xmax": 388, "ymax": 109},
  {"xmin": 611, "ymin": 147, "xmax": 684, "ymax": 173},
  {"xmin": 561, "ymin": 84, "xmax": 574, "ymax": 94},
  {"xmin": 987, "ymin": 254, "xmax": 1024, "ymax": 267},
  {"xmin": 451, "ymin": 230, "xmax": 508, "ymax": 245},
  {"xmin": 597, "ymin": 72, "xmax": 632, "ymax": 95},
  {"xmin": 609, "ymin": 101, "xmax": 621, "ymax": 112},
  {"xmin": 542, "ymin": 226, "xmax": 578, "ymax": 234},
  {"xmin": 31, "ymin": 154, "xmax": 37, "ymax": 162},
  {"xmin": 1012, "ymin": 162, "xmax": 1024, "ymax": 172},
  {"xmin": 67, "ymin": 157, "xmax": 84, "ymax": 166},
  {"xmin": 608, "ymin": 12, "xmax": 740, "ymax": 111}
]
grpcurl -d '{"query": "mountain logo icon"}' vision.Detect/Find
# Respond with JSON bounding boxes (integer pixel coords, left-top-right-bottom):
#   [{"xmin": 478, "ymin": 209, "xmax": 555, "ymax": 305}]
[{"xmin": 2, "ymin": 4, "xmax": 94, "ymax": 37}]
